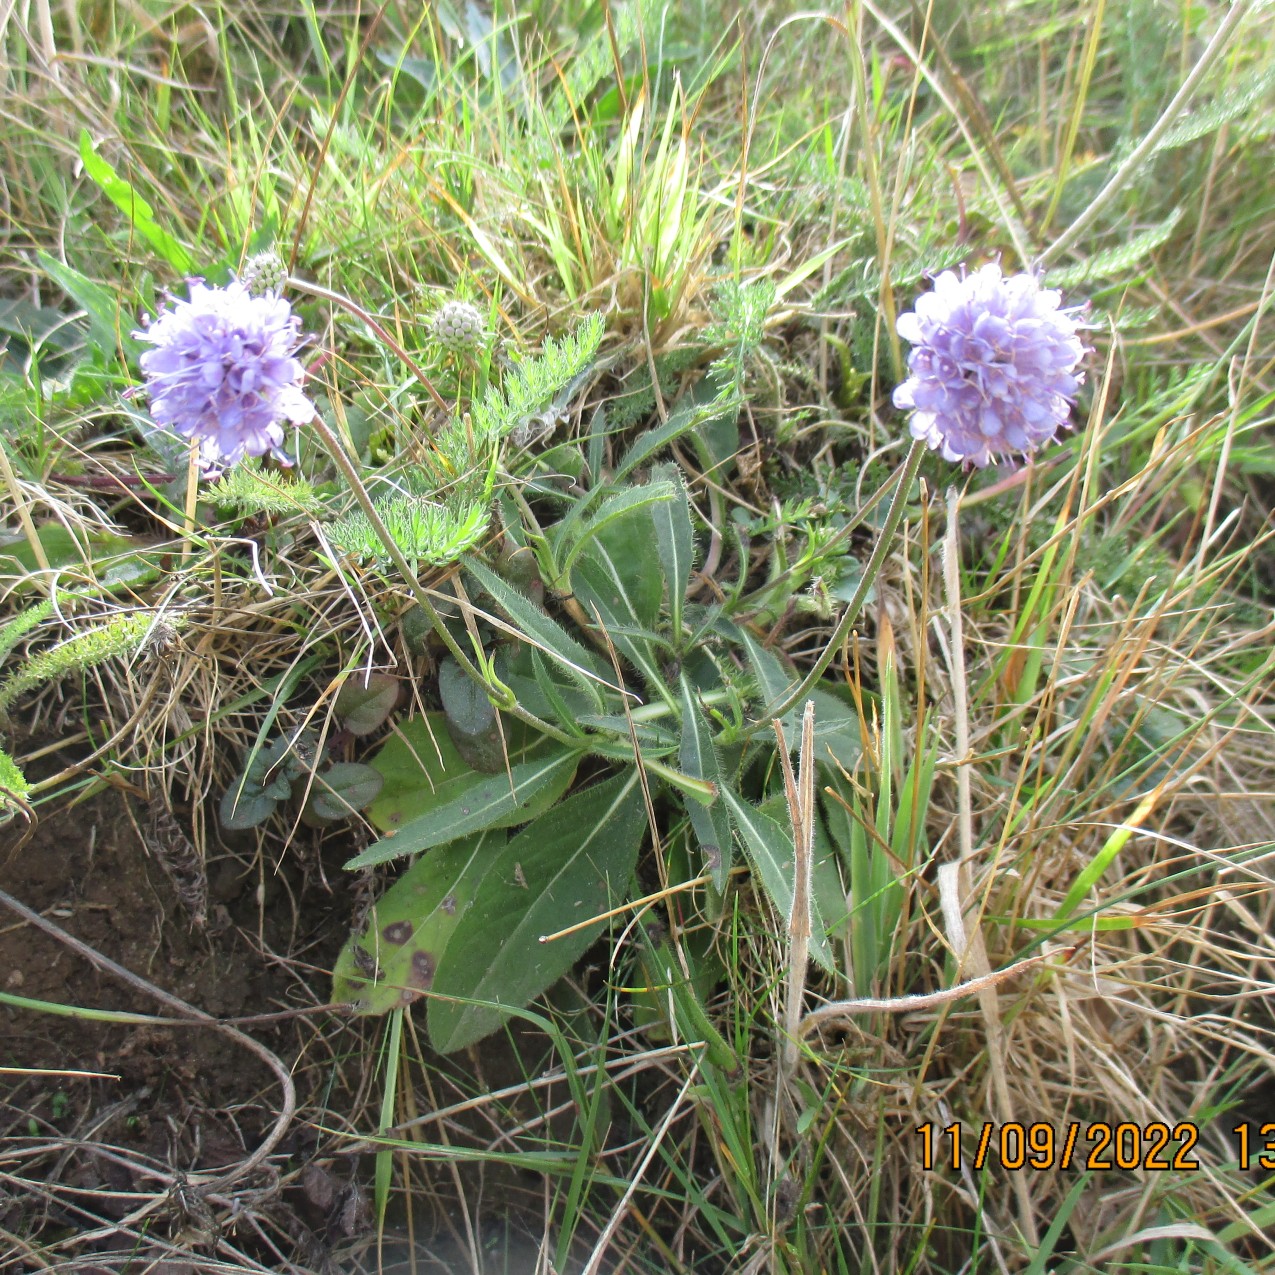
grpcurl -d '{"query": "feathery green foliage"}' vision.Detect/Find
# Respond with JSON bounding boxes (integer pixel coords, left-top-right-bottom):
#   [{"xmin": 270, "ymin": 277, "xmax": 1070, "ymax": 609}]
[
  {"xmin": 206, "ymin": 463, "xmax": 324, "ymax": 517},
  {"xmin": 470, "ymin": 313, "xmax": 605, "ymax": 448},
  {"xmin": 0, "ymin": 596, "xmax": 55, "ymax": 664},
  {"xmin": 0, "ymin": 612, "xmax": 185, "ymax": 720},
  {"xmin": 1154, "ymin": 63, "xmax": 1275, "ymax": 151},
  {"xmin": 1045, "ymin": 207, "xmax": 1185, "ymax": 289},
  {"xmin": 326, "ymin": 495, "xmax": 490, "ymax": 571},
  {"xmin": 0, "ymin": 744, "xmax": 30, "ymax": 818}
]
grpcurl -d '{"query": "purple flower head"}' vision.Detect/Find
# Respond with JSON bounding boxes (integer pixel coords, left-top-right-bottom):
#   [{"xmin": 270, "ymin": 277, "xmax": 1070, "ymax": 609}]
[
  {"xmin": 134, "ymin": 280, "xmax": 315, "ymax": 468},
  {"xmin": 893, "ymin": 263, "xmax": 1087, "ymax": 468}
]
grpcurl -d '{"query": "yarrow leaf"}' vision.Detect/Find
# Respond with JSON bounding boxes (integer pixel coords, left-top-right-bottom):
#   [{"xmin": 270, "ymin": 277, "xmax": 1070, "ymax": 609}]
[
  {"xmin": 0, "ymin": 746, "xmax": 31, "ymax": 821},
  {"xmin": 326, "ymin": 496, "xmax": 489, "ymax": 569},
  {"xmin": 1043, "ymin": 210, "xmax": 1182, "ymax": 291},
  {"xmin": 0, "ymin": 612, "xmax": 187, "ymax": 721},
  {"xmin": 471, "ymin": 313, "xmax": 604, "ymax": 446},
  {"xmin": 206, "ymin": 462, "xmax": 324, "ymax": 517}
]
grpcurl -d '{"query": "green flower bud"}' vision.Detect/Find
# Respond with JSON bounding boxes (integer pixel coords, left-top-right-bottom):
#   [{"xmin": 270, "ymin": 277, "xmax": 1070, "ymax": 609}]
[
  {"xmin": 431, "ymin": 300, "xmax": 485, "ymax": 353},
  {"xmin": 239, "ymin": 250, "xmax": 288, "ymax": 297}
]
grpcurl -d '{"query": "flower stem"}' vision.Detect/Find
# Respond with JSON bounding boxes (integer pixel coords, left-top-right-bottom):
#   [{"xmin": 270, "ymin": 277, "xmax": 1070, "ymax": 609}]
[
  {"xmin": 760, "ymin": 438, "xmax": 927, "ymax": 725},
  {"xmin": 287, "ymin": 277, "xmax": 451, "ymax": 415},
  {"xmin": 181, "ymin": 437, "xmax": 200, "ymax": 562}
]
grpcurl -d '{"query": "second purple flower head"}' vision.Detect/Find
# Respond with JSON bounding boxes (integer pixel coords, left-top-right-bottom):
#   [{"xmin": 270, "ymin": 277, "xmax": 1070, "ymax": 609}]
[
  {"xmin": 893, "ymin": 263, "xmax": 1087, "ymax": 469},
  {"xmin": 135, "ymin": 277, "xmax": 315, "ymax": 468}
]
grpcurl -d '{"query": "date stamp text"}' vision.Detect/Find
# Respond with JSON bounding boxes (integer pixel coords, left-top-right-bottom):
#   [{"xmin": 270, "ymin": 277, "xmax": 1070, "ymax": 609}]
[{"xmin": 915, "ymin": 1121, "xmax": 1275, "ymax": 1172}]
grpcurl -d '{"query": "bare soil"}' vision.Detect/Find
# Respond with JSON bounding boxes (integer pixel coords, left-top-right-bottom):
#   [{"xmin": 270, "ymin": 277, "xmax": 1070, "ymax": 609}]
[
  {"xmin": 2, "ymin": 794, "xmax": 296, "ymax": 1079},
  {"xmin": 0, "ymin": 788, "xmax": 613, "ymax": 1273},
  {"xmin": 0, "ymin": 788, "xmax": 372, "ymax": 1270}
]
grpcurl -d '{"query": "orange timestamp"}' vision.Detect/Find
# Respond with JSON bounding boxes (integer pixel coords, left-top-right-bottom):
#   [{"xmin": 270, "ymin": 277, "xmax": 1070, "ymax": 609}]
[
  {"xmin": 915, "ymin": 1121, "xmax": 1205, "ymax": 1172},
  {"xmin": 917, "ymin": 1121, "xmax": 1275, "ymax": 1172}
]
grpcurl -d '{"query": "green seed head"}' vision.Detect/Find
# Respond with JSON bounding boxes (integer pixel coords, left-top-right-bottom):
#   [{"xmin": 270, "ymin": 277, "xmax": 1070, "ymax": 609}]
[
  {"xmin": 431, "ymin": 300, "xmax": 485, "ymax": 353},
  {"xmin": 240, "ymin": 250, "xmax": 287, "ymax": 297}
]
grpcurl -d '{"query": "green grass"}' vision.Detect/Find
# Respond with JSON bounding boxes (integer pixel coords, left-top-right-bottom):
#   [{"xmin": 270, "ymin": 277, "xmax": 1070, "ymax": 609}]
[{"xmin": 2, "ymin": 0, "xmax": 1274, "ymax": 1271}]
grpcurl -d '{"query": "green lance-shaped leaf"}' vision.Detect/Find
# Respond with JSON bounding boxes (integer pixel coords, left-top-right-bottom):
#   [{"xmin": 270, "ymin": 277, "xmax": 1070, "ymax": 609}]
[
  {"xmin": 650, "ymin": 464, "xmax": 694, "ymax": 647},
  {"xmin": 37, "ymin": 250, "xmax": 142, "ymax": 363},
  {"xmin": 761, "ymin": 792, "xmax": 850, "ymax": 953},
  {"xmin": 679, "ymin": 675, "xmax": 731, "ymax": 891},
  {"xmin": 78, "ymin": 132, "xmax": 193, "ymax": 274},
  {"xmin": 0, "ymin": 295, "xmax": 88, "ymax": 360},
  {"xmin": 740, "ymin": 632, "xmax": 861, "ymax": 768},
  {"xmin": 428, "ymin": 771, "xmax": 645, "ymax": 1053},
  {"xmin": 576, "ymin": 715, "xmax": 677, "ymax": 752},
  {"xmin": 332, "ymin": 829, "xmax": 504, "ymax": 1015},
  {"xmin": 348, "ymin": 713, "xmax": 580, "ymax": 868},
  {"xmin": 612, "ymin": 382, "xmax": 739, "ymax": 484},
  {"xmin": 719, "ymin": 785, "xmax": 836, "ymax": 974},
  {"xmin": 553, "ymin": 481, "xmax": 677, "ymax": 581},
  {"xmin": 568, "ymin": 509, "xmax": 667, "ymax": 693},
  {"xmin": 630, "ymin": 937, "xmax": 739, "ymax": 1072},
  {"xmin": 464, "ymin": 555, "xmax": 609, "ymax": 707},
  {"xmin": 496, "ymin": 645, "xmax": 597, "ymax": 737},
  {"xmin": 0, "ymin": 526, "xmax": 153, "ymax": 586}
]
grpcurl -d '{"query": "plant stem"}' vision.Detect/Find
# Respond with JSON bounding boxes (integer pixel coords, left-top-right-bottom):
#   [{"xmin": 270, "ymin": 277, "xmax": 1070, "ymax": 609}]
[
  {"xmin": 287, "ymin": 276, "xmax": 451, "ymax": 414},
  {"xmin": 0, "ymin": 440, "xmax": 50, "ymax": 577},
  {"xmin": 761, "ymin": 438, "xmax": 927, "ymax": 724},
  {"xmin": 181, "ymin": 436, "xmax": 200, "ymax": 562},
  {"xmin": 1039, "ymin": 0, "xmax": 1253, "ymax": 267},
  {"xmin": 776, "ymin": 701, "xmax": 815, "ymax": 1081}
]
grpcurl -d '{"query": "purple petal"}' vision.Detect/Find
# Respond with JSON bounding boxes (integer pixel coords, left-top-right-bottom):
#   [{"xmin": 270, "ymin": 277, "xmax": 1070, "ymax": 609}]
[
  {"xmin": 133, "ymin": 279, "xmax": 315, "ymax": 474},
  {"xmin": 891, "ymin": 263, "xmax": 1088, "ymax": 465}
]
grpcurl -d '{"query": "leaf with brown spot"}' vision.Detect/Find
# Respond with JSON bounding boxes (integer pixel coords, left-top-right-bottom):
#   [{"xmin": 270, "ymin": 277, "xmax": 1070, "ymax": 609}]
[
  {"xmin": 427, "ymin": 771, "xmax": 645, "ymax": 1053},
  {"xmin": 331, "ymin": 827, "xmax": 503, "ymax": 1015}
]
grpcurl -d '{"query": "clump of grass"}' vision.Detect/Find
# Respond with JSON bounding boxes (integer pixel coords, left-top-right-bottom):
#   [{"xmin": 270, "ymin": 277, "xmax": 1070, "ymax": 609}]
[{"xmin": 1, "ymin": 1, "xmax": 1273, "ymax": 1272}]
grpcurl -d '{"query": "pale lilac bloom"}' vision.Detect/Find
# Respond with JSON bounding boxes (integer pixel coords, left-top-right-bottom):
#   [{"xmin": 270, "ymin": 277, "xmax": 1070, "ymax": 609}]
[
  {"xmin": 893, "ymin": 263, "xmax": 1087, "ymax": 468},
  {"xmin": 134, "ymin": 280, "xmax": 315, "ymax": 467}
]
